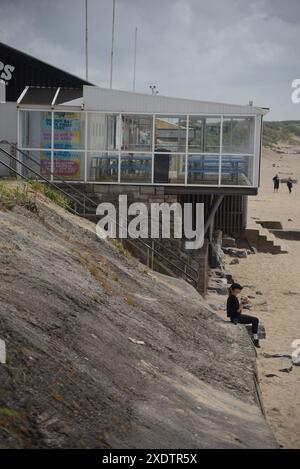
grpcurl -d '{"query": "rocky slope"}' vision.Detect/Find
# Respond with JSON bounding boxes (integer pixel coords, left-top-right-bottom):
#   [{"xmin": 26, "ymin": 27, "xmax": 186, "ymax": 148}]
[{"xmin": 0, "ymin": 186, "xmax": 277, "ymax": 448}]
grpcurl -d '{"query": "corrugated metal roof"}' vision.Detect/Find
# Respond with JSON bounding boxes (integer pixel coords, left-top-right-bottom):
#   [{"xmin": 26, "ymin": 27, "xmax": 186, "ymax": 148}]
[{"xmin": 83, "ymin": 86, "xmax": 269, "ymax": 116}]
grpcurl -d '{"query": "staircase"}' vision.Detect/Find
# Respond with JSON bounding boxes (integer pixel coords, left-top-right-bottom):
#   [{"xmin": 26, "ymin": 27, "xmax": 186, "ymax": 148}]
[
  {"xmin": 0, "ymin": 146, "xmax": 202, "ymax": 292},
  {"xmin": 52, "ymin": 183, "xmax": 211, "ymax": 293},
  {"xmin": 235, "ymin": 219, "xmax": 289, "ymax": 255},
  {"xmin": 55, "ymin": 183, "xmax": 205, "ymax": 285}
]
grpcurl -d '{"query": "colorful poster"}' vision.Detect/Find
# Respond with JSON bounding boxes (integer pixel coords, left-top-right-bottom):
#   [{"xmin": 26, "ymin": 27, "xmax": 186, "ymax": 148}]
[
  {"xmin": 40, "ymin": 152, "xmax": 81, "ymax": 179},
  {"xmin": 40, "ymin": 112, "xmax": 82, "ymax": 179},
  {"xmin": 53, "ymin": 113, "xmax": 82, "ymax": 150}
]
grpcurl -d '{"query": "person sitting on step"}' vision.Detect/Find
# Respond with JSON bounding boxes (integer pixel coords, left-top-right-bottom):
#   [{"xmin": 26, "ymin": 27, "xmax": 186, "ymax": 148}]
[{"xmin": 227, "ymin": 283, "xmax": 260, "ymax": 348}]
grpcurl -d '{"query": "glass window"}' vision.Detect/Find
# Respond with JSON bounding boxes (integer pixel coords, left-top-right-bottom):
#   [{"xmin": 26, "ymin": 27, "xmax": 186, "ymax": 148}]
[
  {"xmin": 187, "ymin": 154, "xmax": 220, "ymax": 185},
  {"xmin": 18, "ymin": 149, "xmax": 50, "ymax": 179},
  {"xmin": 53, "ymin": 112, "xmax": 85, "ymax": 150},
  {"xmin": 39, "ymin": 150, "xmax": 52, "ymax": 179},
  {"xmin": 87, "ymin": 113, "xmax": 119, "ymax": 151},
  {"xmin": 154, "ymin": 152, "xmax": 185, "ymax": 184},
  {"xmin": 221, "ymin": 155, "xmax": 253, "ymax": 186},
  {"xmin": 121, "ymin": 115, "xmax": 153, "ymax": 151},
  {"xmin": 203, "ymin": 118, "xmax": 221, "ymax": 153},
  {"xmin": 53, "ymin": 151, "xmax": 84, "ymax": 181},
  {"xmin": 88, "ymin": 152, "xmax": 118, "ymax": 182},
  {"xmin": 155, "ymin": 116, "xmax": 187, "ymax": 152},
  {"xmin": 20, "ymin": 110, "xmax": 52, "ymax": 149},
  {"xmin": 222, "ymin": 117, "xmax": 255, "ymax": 154},
  {"xmin": 121, "ymin": 153, "xmax": 152, "ymax": 183},
  {"xmin": 188, "ymin": 117, "xmax": 205, "ymax": 152}
]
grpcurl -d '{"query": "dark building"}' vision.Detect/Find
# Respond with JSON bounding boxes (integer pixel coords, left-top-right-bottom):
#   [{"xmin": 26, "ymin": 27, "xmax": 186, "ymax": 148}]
[{"xmin": 0, "ymin": 41, "xmax": 91, "ymax": 102}]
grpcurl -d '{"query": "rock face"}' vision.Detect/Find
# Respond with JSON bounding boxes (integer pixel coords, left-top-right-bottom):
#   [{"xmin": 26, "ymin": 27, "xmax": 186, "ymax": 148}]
[
  {"xmin": 222, "ymin": 236, "xmax": 237, "ymax": 248},
  {"xmin": 0, "ymin": 196, "xmax": 278, "ymax": 449},
  {"xmin": 208, "ymin": 278, "xmax": 230, "ymax": 296},
  {"xmin": 230, "ymin": 258, "xmax": 240, "ymax": 265},
  {"xmin": 223, "ymin": 247, "xmax": 248, "ymax": 259}
]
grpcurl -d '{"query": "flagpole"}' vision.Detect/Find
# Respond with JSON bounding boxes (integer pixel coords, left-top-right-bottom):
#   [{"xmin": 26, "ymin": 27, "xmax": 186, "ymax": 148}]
[
  {"xmin": 85, "ymin": 0, "xmax": 89, "ymax": 81},
  {"xmin": 110, "ymin": 0, "xmax": 116, "ymax": 88},
  {"xmin": 133, "ymin": 26, "xmax": 138, "ymax": 92}
]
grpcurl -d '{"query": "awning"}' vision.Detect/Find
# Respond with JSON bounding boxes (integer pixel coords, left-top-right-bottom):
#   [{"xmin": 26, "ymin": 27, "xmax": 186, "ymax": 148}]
[{"xmin": 17, "ymin": 86, "xmax": 84, "ymax": 106}]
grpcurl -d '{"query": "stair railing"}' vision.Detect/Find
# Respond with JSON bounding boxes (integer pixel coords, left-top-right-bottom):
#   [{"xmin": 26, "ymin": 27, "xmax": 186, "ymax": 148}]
[{"xmin": 0, "ymin": 145, "xmax": 199, "ymax": 287}]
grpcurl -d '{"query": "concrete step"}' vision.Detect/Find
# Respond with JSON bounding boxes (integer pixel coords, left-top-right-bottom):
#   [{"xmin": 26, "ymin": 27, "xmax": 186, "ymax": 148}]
[
  {"xmin": 256, "ymin": 220, "xmax": 283, "ymax": 230},
  {"xmin": 257, "ymin": 240, "xmax": 274, "ymax": 251},
  {"xmin": 245, "ymin": 220, "xmax": 289, "ymax": 255},
  {"xmin": 272, "ymin": 244, "xmax": 289, "ymax": 255}
]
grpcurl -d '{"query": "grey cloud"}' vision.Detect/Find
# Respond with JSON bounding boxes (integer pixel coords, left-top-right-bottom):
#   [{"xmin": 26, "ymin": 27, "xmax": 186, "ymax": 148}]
[
  {"xmin": 0, "ymin": 0, "xmax": 299, "ymax": 119},
  {"xmin": 263, "ymin": 0, "xmax": 300, "ymax": 24}
]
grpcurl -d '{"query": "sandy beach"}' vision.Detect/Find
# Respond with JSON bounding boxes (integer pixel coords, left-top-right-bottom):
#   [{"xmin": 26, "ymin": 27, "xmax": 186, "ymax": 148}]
[{"xmin": 226, "ymin": 146, "xmax": 300, "ymax": 448}]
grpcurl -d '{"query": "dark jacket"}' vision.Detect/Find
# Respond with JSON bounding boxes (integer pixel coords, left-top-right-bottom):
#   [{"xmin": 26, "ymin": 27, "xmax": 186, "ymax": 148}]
[{"xmin": 227, "ymin": 294, "xmax": 240, "ymax": 318}]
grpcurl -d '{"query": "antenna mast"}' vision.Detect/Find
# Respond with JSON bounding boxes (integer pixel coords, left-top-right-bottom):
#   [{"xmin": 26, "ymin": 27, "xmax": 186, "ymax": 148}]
[
  {"xmin": 133, "ymin": 27, "xmax": 138, "ymax": 92},
  {"xmin": 110, "ymin": 0, "xmax": 116, "ymax": 88},
  {"xmin": 85, "ymin": 0, "xmax": 89, "ymax": 81}
]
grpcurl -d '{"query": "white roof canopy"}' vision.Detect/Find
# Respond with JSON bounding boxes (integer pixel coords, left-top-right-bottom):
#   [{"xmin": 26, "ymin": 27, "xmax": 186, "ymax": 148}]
[{"xmin": 83, "ymin": 85, "xmax": 269, "ymax": 116}]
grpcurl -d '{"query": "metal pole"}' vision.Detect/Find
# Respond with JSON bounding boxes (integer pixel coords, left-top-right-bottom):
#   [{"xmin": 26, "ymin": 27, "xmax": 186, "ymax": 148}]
[
  {"xmin": 110, "ymin": 0, "xmax": 116, "ymax": 89},
  {"xmin": 151, "ymin": 240, "xmax": 154, "ymax": 270},
  {"xmin": 133, "ymin": 27, "xmax": 138, "ymax": 92},
  {"xmin": 85, "ymin": 0, "xmax": 89, "ymax": 81},
  {"xmin": 204, "ymin": 195, "xmax": 224, "ymax": 236}
]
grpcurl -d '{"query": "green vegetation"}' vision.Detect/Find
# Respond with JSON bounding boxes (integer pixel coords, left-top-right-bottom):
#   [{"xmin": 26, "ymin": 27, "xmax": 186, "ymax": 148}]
[
  {"xmin": 0, "ymin": 406, "xmax": 31, "ymax": 448},
  {"xmin": 263, "ymin": 121, "xmax": 300, "ymax": 148},
  {"xmin": 111, "ymin": 239, "xmax": 129, "ymax": 257},
  {"xmin": 0, "ymin": 183, "xmax": 37, "ymax": 212},
  {"xmin": 29, "ymin": 181, "xmax": 70, "ymax": 209},
  {"xmin": 0, "ymin": 181, "xmax": 70, "ymax": 212},
  {"xmin": 0, "ymin": 407, "xmax": 22, "ymax": 419}
]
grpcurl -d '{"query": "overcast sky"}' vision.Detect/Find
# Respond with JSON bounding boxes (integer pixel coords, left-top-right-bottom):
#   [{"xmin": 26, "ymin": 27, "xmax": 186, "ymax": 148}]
[{"xmin": 0, "ymin": 0, "xmax": 300, "ymax": 120}]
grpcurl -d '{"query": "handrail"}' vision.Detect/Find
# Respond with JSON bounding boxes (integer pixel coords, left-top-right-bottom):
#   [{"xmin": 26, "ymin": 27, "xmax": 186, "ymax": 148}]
[
  {"xmin": 0, "ymin": 146, "xmax": 198, "ymax": 285},
  {"xmin": 0, "ymin": 147, "xmax": 80, "ymax": 216},
  {"xmin": 11, "ymin": 144, "xmax": 198, "ymax": 277},
  {"xmin": 11, "ymin": 144, "xmax": 90, "ymax": 211},
  {"xmin": 0, "ymin": 145, "xmax": 86, "ymax": 211}
]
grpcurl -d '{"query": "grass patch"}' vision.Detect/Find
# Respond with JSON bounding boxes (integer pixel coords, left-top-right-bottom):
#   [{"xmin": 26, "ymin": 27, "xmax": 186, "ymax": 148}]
[
  {"xmin": 111, "ymin": 239, "xmax": 129, "ymax": 257},
  {"xmin": 75, "ymin": 250, "xmax": 114, "ymax": 295},
  {"xmin": 0, "ymin": 406, "xmax": 34, "ymax": 448},
  {"xmin": 0, "ymin": 183, "xmax": 37, "ymax": 212},
  {"xmin": 0, "ymin": 407, "xmax": 22, "ymax": 419},
  {"xmin": 29, "ymin": 181, "xmax": 70, "ymax": 209},
  {"xmin": 112, "ymin": 273, "xmax": 119, "ymax": 282}
]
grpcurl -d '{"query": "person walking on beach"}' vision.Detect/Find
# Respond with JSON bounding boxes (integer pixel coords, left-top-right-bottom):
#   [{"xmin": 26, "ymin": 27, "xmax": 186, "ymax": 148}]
[
  {"xmin": 227, "ymin": 283, "xmax": 260, "ymax": 348},
  {"xmin": 287, "ymin": 177, "xmax": 293, "ymax": 194},
  {"xmin": 273, "ymin": 174, "xmax": 280, "ymax": 192}
]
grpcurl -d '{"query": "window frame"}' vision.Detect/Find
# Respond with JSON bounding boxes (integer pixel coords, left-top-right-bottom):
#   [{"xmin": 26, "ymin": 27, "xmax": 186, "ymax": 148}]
[{"xmin": 18, "ymin": 108, "xmax": 260, "ymax": 188}]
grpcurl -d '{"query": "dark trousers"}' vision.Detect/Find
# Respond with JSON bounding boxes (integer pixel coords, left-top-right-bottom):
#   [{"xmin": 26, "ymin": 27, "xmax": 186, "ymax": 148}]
[{"xmin": 231, "ymin": 314, "xmax": 259, "ymax": 334}]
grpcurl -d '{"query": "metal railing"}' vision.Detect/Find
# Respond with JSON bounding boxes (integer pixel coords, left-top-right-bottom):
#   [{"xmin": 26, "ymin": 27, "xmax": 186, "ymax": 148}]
[
  {"xmin": 0, "ymin": 144, "xmax": 199, "ymax": 287},
  {"xmin": 13, "ymin": 145, "xmax": 199, "ymax": 276}
]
